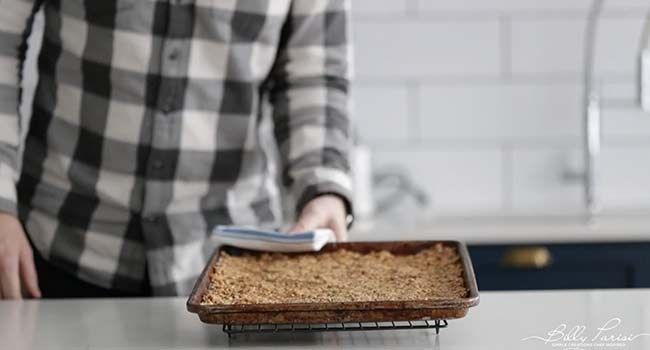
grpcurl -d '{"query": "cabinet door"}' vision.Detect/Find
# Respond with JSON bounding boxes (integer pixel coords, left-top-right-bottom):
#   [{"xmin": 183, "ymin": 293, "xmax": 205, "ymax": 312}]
[
  {"xmin": 475, "ymin": 264, "xmax": 629, "ymax": 290},
  {"xmin": 468, "ymin": 243, "xmax": 650, "ymax": 291}
]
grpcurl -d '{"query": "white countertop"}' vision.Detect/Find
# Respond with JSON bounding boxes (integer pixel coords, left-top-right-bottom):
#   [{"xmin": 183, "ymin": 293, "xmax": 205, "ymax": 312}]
[
  {"xmin": 2, "ymin": 289, "xmax": 650, "ymax": 350},
  {"xmin": 351, "ymin": 213, "xmax": 650, "ymax": 244}
]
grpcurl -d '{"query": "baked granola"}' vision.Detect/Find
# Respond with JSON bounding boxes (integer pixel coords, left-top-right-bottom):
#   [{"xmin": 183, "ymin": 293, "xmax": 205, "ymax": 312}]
[{"xmin": 201, "ymin": 244, "xmax": 467, "ymax": 305}]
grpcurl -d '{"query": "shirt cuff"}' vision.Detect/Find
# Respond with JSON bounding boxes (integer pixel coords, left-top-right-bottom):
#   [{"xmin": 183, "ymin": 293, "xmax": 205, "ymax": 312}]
[{"xmin": 293, "ymin": 168, "xmax": 354, "ymax": 220}]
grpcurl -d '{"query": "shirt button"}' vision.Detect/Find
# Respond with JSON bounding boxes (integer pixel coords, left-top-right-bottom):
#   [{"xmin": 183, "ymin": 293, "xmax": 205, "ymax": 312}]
[
  {"xmin": 168, "ymin": 48, "xmax": 180, "ymax": 61},
  {"xmin": 161, "ymin": 99, "xmax": 173, "ymax": 113},
  {"xmin": 152, "ymin": 159, "xmax": 164, "ymax": 169}
]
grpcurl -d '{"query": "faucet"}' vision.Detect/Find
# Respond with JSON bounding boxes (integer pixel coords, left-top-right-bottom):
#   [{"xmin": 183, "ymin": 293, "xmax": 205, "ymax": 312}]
[
  {"xmin": 582, "ymin": 87, "xmax": 601, "ymax": 218},
  {"xmin": 569, "ymin": 0, "xmax": 650, "ymax": 219},
  {"xmin": 567, "ymin": 0, "xmax": 604, "ymax": 219},
  {"xmin": 638, "ymin": 2, "xmax": 650, "ymax": 111}
]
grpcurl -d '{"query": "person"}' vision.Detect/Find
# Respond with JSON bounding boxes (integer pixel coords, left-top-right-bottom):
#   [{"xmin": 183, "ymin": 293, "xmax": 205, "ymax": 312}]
[{"xmin": 0, "ymin": 0, "xmax": 353, "ymax": 299}]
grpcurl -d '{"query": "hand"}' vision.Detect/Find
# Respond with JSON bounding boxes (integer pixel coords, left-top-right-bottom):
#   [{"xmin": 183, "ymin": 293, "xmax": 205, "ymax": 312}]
[
  {"xmin": 288, "ymin": 195, "xmax": 348, "ymax": 241},
  {"xmin": 0, "ymin": 213, "xmax": 40, "ymax": 299}
]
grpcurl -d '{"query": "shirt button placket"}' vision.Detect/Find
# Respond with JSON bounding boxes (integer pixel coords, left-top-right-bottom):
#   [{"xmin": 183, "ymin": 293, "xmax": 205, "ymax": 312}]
[
  {"xmin": 160, "ymin": 46, "xmax": 180, "ymax": 115},
  {"xmin": 161, "ymin": 94, "xmax": 174, "ymax": 114},
  {"xmin": 143, "ymin": 18, "xmax": 185, "ymax": 229},
  {"xmin": 143, "ymin": 4, "xmax": 192, "ymax": 288}
]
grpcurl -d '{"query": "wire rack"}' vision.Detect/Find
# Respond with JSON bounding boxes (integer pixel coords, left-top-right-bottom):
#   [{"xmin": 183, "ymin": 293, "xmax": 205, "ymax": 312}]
[{"xmin": 222, "ymin": 319, "xmax": 448, "ymax": 337}]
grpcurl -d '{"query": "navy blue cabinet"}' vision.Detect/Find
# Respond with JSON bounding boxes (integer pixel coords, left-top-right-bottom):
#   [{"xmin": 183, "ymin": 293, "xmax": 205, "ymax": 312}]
[{"xmin": 468, "ymin": 242, "xmax": 650, "ymax": 291}]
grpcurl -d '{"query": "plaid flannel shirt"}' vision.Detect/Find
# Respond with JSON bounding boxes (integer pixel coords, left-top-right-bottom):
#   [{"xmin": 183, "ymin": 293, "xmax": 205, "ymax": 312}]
[{"xmin": 0, "ymin": 0, "xmax": 352, "ymax": 296}]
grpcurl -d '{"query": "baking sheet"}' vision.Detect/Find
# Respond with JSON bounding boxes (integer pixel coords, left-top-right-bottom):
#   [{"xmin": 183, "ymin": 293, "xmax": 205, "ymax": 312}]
[{"xmin": 187, "ymin": 241, "xmax": 480, "ymax": 325}]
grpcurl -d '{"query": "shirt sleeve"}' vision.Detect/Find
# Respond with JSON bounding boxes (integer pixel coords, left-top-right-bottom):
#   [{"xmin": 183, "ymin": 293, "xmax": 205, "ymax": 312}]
[
  {"xmin": 0, "ymin": 0, "xmax": 41, "ymax": 215},
  {"xmin": 268, "ymin": 0, "xmax": 353, "ymax": 216}
]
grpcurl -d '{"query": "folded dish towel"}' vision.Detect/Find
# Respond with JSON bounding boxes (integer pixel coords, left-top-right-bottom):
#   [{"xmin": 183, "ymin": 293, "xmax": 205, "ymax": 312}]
[{"xmin": 213, "ymin": 226, "xmax": 336, "ymax": 252}]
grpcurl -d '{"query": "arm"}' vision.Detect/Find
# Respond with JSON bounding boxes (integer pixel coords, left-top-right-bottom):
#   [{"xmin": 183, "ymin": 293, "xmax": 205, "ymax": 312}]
[
  {"xmin": 268, "ymin": 0, "xmax": 353, "ymax": 240},
  {"xmin": 0, "ymin": 0, "xmax": 42, "ymax": 299}
]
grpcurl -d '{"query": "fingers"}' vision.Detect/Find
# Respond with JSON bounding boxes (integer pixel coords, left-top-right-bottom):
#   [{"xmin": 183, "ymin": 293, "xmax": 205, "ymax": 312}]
[
  {"xmin": 329, "ymin": 216, "xmax": 348, "ymax": 242},
  {"xmin": 0, "ymin": 253, "xmax": 21, "ymax": 299},
  {"xmin": 19, "ymin": 249, "xmax": 41, "ymax": 298},
  {"xmin": 0, "ymin": 213, "xmax": 36, "ymax": 300},
  {"xmin": 289, "ymin": 195, "xmax": 349, "ymax": 242},
  {"xmin": 288, "ymin": 209, "xmax": 348, "ymax": 242},
  {"xmin": 287, "ymin": 208, "xmax": 321, "ymax": 234}
]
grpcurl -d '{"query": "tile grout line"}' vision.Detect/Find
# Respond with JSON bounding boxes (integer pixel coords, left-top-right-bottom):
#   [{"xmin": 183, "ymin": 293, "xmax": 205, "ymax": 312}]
[
  {"xmin": 499, "ymin": 13, "xmax": 512, "ymax": 80},
  {"xmin": 406, "ymin": 80, "xmax": 421, "ymax": 147},
  {"xmin": 502, "ymin": 143, "xmax": 515, "ymax": 211},
  {"xmin": 405, "ymin": 0, "xmax": 419, "ymax": 19}
]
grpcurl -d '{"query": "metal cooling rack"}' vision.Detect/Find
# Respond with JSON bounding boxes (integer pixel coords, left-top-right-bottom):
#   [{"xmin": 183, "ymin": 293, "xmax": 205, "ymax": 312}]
[{"xmin": 223, "ymin": 319, "xmax": 448, "ymax": 337}]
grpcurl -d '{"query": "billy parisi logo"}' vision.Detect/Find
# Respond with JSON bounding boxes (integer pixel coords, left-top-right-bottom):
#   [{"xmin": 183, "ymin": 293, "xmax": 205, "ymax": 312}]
[{"xmin": 522, "ymin": 317, "xmax": 650, "ymax": 349}]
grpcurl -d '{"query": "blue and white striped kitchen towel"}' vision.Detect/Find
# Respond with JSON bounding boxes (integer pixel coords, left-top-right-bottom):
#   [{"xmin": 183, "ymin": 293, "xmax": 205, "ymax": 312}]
[{"xmin": 213, "ymin": 226, "xmax": 336, "ymax": 252}]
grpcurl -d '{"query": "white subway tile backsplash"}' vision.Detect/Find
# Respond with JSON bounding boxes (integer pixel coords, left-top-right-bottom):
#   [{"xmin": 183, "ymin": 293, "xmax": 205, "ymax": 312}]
[
  {"xmin": 349, "ymin": 0, "xmax": 650, "ymax": 216},
  {"xmin": 510, "ymin": 18, "xmax": 584, "ymax": 76},
  {"xmin": 599, "ymin": 83, "xmax": 650, "ymax": 140},
  {"xmin": 352, "ymin": 84, "xmax": 411, "ymax": 142},
  {"xmin": 600, "ymin": 147, "xmax": 650, "ymax": 209},
  {"xmin": 603, "ymin": 1, "xmax": 650, "ymax": 11},
  {"xmin": 352, "ymin": 20, "xmax": 500, "ymax": 78},
  {"xmin": 511, "ymin": 16, "xmax": 645, "ymax": 77},
  {"xmin": 596, "ymin": 17, "xmax": 647, "ymax": 76},
  {"xmin": 372, "ymin": 149, "xmax": 503, "ymax": 213},
  {"xmin": 511, "ymin": 148, "xmax": 583, "ymax": 211},
  {"xmin": 601, "ymin": 82, "xmax": 636, "ymax": 101},
  {"xmin": 603, "ymin": 108, "xmax": 650, "ymax": 140},
  {"xmin": 418, "ymin": 83, "xmax": 582, "ymax": 141}
]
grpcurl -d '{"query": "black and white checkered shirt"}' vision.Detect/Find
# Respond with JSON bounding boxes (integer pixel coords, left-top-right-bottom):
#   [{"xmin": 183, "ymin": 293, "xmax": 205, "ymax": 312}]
[{"xmin": 0, "ymin": 0, "xmax": 352, "ymax": 295}]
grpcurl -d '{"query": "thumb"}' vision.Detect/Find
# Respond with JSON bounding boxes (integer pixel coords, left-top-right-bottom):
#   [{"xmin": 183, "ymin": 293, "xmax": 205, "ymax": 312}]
[{"xmin": 287, "ymin": 209, "xmax": 322, "ymax": 234}]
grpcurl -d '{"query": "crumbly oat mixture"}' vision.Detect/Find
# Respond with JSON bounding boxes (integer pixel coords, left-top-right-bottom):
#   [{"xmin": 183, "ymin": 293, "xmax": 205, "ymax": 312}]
[{"xmin": 201, "ymin": 244, "xmax": 467, "ymax": 305}]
